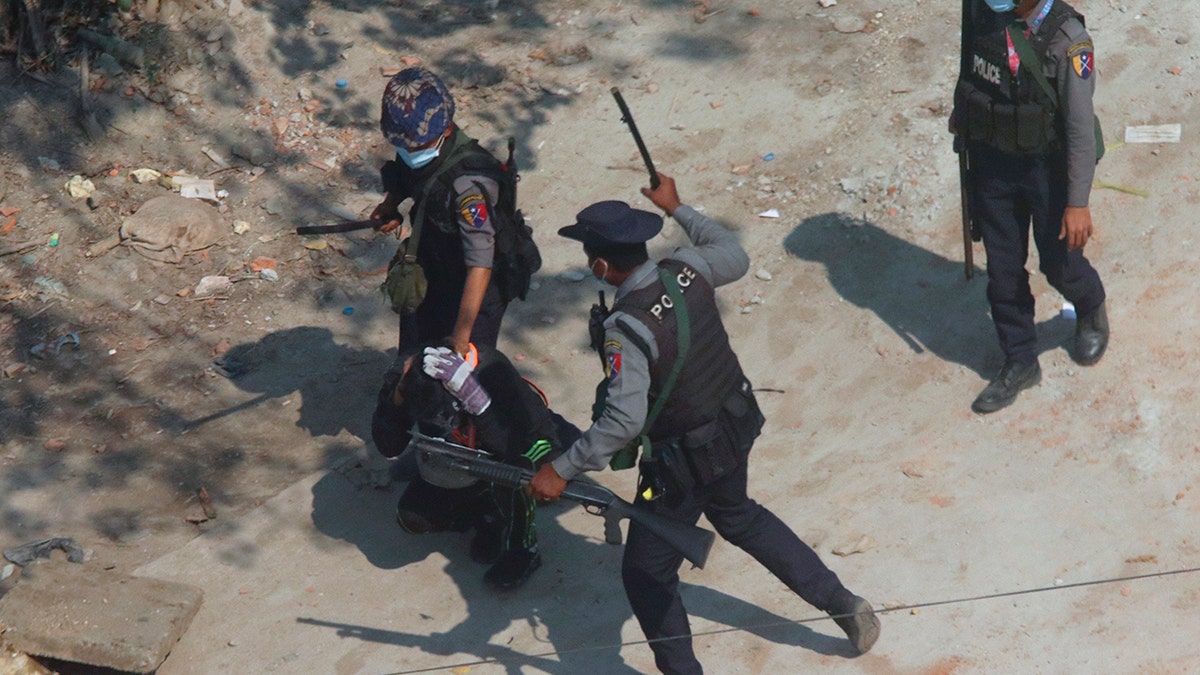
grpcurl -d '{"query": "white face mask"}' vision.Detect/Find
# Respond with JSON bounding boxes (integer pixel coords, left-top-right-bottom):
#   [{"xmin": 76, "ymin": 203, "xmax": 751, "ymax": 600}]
[
  {"xmin": 395, "ymin": 134, "xmax": 446, "ymax": 169},
  {"xmin": 983, "ymin": 0, "xmax": 1016, "ymax": 11}
]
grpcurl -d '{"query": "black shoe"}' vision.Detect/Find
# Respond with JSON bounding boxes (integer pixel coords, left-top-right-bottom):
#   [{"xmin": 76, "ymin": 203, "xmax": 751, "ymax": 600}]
[
  {"xmin": 826, "ymin": 588, "xmax": 880, "ymax": 654},
  {"xmin": 396, "ymin": 508, "xmax": 441, "ymax": 534},
  {"xmin": 1073, "ymin": 302, "xmax": 1109, "ymax": 366},
  {"xmin": 484, "ymin": 548, "xmax": 542, "ymax": 589},
  {"xmin": 971, "ymin": 360, "xmax": 1041, "ymax": 414},
  {"xmin": 469, "ymin": 516, "xmax": 506, "ymax": 565}
]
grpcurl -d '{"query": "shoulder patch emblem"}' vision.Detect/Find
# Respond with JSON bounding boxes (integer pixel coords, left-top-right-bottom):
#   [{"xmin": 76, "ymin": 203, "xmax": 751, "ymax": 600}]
[
  {"xmin": 603, "ymin": 339, "xmax": 622, "ymax": 351},
  {"xmin": 458, "ymin": 194, "xmax": 489, "ymax": 229},
  {"xmin": 1071, "ymin": 50, "xmax": 1094, "ymax": 80},
  {"xmin": 605, "ymin": 352, "xmax": 622, "ymax": 381}
]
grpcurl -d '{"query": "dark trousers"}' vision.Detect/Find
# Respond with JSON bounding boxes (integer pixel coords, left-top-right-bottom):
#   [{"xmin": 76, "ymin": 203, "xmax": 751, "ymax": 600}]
[
  {"xmin": 970, "ymin": 143, "xmax": 1105, "ymax": 364},
  {"xmin": 399, "ymin": 281, "xmax": 507, "ymax": 352},
  {"xmin": 622, "ymin": 459, "xmax": 843, "ymax": 675}
]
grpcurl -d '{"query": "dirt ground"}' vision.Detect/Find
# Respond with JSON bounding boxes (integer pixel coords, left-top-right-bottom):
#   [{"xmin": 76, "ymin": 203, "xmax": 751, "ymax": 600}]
[{"xmin": 1, "ymin": 0, "xmax": 1199, "ymax": 673}]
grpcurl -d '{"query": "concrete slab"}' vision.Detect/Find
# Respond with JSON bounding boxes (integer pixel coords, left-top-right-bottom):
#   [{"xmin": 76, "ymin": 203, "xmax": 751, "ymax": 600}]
[{"xmin": 0, "ymin": 560, "xmax": 203, "ymax": 673}]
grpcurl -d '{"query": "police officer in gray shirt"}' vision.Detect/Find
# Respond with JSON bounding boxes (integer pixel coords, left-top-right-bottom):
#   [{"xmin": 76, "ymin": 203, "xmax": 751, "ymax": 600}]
[
  {"xmin": 953, "ymin": 0, "xmax": 1109, "ymax": 413},
  {"xmin": 530, "ymin": 174, "xmax": 880, "ymax": 673}
]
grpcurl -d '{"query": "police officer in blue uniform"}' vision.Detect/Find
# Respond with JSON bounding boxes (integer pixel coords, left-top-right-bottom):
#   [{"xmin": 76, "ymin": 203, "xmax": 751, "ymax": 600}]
[
  {"xmin": 954, "ymin": 0, "xmax": 1110, "ymax": 413},
  {"xmin": 529, "ymin": 174, "xmax": 880, "ymax": 672}
]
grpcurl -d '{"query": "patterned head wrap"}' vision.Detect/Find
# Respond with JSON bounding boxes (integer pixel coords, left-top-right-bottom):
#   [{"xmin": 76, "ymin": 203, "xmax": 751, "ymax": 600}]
[{"xmin": 380, "ymin": 68, "xmax": 455, "ymax": 147}]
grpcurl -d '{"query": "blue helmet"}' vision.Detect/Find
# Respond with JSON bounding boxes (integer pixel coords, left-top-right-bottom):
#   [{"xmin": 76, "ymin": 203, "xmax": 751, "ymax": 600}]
[{"xmin": 380, "ymin": 68, "xmax": 455, "ymax": 147}]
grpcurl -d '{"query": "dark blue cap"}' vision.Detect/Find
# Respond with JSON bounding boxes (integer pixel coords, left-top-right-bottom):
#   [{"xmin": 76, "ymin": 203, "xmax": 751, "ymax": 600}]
[{"xmin": 558, "ymin": 201, "xmax": 663, "ymax": 247}]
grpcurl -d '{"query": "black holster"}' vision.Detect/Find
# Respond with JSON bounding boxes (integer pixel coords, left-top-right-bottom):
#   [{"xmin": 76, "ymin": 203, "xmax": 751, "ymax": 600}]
[{"xmin": 650, "ymin": 379, "xmax": 765, "ymax": 494}]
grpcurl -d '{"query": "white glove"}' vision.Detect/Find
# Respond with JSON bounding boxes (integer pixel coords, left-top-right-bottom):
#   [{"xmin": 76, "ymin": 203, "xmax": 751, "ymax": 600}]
[{"xmin": 422, "ymin": 347, "xmax": 491, "ymax": 415}]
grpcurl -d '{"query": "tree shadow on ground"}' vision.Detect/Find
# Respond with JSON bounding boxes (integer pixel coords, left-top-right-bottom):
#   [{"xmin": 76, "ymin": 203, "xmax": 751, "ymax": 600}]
[
  {"xmin": 307, "ymin": 469, "xmax": 638, "ymax": 674},
  {"xmin": 784, "ymin": 213, "xmax": 1075, "ymax": 379}
]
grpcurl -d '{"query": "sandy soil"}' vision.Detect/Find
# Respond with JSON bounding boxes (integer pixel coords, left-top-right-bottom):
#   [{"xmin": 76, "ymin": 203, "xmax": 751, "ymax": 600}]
[{"xmin": 2, "ymin": 0, "xmax": 1199, "ymax": 672}]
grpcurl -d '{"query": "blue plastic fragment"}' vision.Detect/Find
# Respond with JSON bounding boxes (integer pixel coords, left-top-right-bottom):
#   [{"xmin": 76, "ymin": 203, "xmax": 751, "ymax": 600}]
[
  {"xmin": 342, "ymin": 306, "xmax": 354, "ymax": 315},
  {"xmin": 763, "ymin": 153, "xmax": 776, "ymax": 161}
]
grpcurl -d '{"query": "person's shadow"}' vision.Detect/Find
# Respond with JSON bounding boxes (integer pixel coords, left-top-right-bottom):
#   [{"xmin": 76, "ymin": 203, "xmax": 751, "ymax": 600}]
[
  {"xmin": 784, "ymin": 213, "xmax": 1073, "ymax": 378},
  {"xmin": 307, "ymin": 469, "xmax": 856, "ymax": 671},
  {"xmin": 307, "ymin": 469, "xmax": 640, "ymax": 673},
  {"xmin": 184, "ymin": 326, "xmax": 391, "ymax": 441}
]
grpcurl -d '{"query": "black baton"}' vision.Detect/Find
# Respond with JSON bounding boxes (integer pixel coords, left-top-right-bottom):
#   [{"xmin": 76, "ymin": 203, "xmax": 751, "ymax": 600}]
[
  {"xmin": 611, "ymin": 87, "xmax": 661, "ymax": 189},
  {"xmin": 295, "ymin": 219, "xmax": 382, "ymax": 235}
]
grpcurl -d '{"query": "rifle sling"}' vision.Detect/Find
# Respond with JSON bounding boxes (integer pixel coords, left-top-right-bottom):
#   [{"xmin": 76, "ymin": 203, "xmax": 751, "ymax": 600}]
[
  {"xmin": 406, "ymin": 131, "xmax": 474, "ymax": 258},
  {"xmin": 638, "ymin": 265, "xmax": 690, "ymax": 460},
  {"xmin": 1008, "ymin": 25, "xmax": 1058, "ymax": 109}
]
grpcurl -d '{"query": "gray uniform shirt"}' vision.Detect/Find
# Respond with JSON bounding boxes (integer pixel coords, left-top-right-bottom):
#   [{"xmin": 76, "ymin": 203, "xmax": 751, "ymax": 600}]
[
  {"xmin": 550, "ymin": 204, "xmax": 750, "ymax": 481},
  {"xmin": 449, "ymin": 174, "xmax": 500, "ymax": 269},
  {"xmin": 1026, "ymin": 0, "xmax": 1097, "ymax": 207}
]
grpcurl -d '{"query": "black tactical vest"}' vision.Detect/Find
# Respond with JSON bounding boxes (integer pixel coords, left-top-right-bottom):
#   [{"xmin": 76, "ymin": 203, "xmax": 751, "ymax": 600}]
[
  {"xmin": 955, "ymin": 2, "xmax": 1082, "ymax": 155},
  {"xmin": 380, "ymin": 130, "xmax": 503, "ymax": 292},
  {"xmin": 613, "ymin": 259, "xmax": 744, "ymax": 439}
]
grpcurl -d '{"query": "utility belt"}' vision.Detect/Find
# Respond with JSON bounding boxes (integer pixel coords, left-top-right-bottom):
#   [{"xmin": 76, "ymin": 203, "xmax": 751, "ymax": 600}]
[
  {"xmin": 956, "ymin": 80, "xmax": 1057, "ymax": 157},
  {"xmin": 637, "ymin": 379, "xmax": 765, "ymax": 504}
]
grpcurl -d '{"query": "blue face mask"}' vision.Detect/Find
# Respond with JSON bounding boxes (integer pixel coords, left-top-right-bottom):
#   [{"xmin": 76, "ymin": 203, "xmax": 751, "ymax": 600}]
[
  {"xmin": 396, "ymin": 143, "xmax": 441, "ymax": 169},
  {"xmin": 983, "ymin": 0, "xmax": 1016, "ymax": 11}
]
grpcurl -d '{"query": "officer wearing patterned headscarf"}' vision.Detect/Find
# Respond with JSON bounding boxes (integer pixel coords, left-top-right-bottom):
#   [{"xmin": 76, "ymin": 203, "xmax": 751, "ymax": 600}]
[
  {"xmin": 371, "ymin": 68, "xmax": 509, "ymax": 356},
  {"xmin": 953, "ymin": 0, "xmax": 1109, "ymax": 413}
]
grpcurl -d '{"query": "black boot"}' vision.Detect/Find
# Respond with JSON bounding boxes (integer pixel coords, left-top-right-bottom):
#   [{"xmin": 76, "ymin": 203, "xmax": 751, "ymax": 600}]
[
  {"xmin": 825, "ymin": 588, "xmax": 880, "ymax": 654},
  {"xmin": 484, "ymin": 547, "xmax": 542, "ymax": 589},
  {"xmin": 469, "ymin": 515, "xmax": 506, "ymax": 565},
  {"xmin": 971, "ymin": 360, "xmax": 1041, "ymax": 414},
  {"xmin": 1073, "ymin": 302, "xmax": 1109, "ymax": 366}
]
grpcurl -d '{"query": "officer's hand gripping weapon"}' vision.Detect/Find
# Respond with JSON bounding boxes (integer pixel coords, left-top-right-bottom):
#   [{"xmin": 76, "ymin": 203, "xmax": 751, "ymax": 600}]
[
  {"xmin": 611, "ymin": 87, "xmax": 661, "ymax": 190},
  {"xmin": 407, "ymin": 431, "xmax": 715, "ymax": 568}
]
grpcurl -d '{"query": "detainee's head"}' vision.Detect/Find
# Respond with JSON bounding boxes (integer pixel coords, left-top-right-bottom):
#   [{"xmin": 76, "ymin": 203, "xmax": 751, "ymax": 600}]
[
  {"xmin": 386, "ymin": 349, "xmax": 460, "ymax": 435},
  {"xmin": 558, "ymin": 201, "xmax": 662, "ymax": 280},
  {"xmin": 380, "ymin": 68, "xmax": 455, "ymax": 168}
]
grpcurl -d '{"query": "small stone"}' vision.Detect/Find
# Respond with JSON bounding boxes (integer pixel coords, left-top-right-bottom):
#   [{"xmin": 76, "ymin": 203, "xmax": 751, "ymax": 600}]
[
  {"xmin": 44, "ymin": 438, "xmax": 67, "ymax": 452},
  {"xmin": 259, "ymin": 269, "xmax": 280, "ymax": 282},
  {"xmin": 249, "ymin": 256, "xmax": 277, "ymax": 272},
  {"xmin": 1177, "ymin": 35, "xmax": 1191, "ymax": 45},
  {"xmin": 233, "ymin": 220, "xmax": 251, "ymax": 235},
  {"xmin": 194, "ymin": 275, "xmax": 233, "ymax": 297},
  {"xmin": 153, "ymin": 294, "xmax": 171, "ymax": 305},
  {"xmin": 832, "ymin": 534, "xmax": 876, "ymax": 556},
  {"xmin": 754, "ymin": 269, "xmax": 772, "ymax": 281}
]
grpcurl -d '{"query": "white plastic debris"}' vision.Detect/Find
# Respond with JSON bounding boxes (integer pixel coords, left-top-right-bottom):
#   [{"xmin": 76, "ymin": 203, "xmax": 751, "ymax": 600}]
[
  {"xmin": 1124, "ymin": 124, "xmax": 1181, "ymax": 144},
  {"xmin": 178, "ymin": 177, "xmax": 218, "ymax": 201},
  {"xmin": 65, "ymin": 175, "xmax": 97, "ymax": 199},
  {"xmin": 130, "ymin": 168, "xmax": 163, "ymax": 184},
  {"xmin": 758, "ymin": 208, "xmax": 780, "ymax": 219}
]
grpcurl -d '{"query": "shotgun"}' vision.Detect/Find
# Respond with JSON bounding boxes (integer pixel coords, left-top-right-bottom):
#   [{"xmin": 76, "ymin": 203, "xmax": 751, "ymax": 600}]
[{"xmin": 408, "ymin": 431, "xmax": 714, "ymax": 568}]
